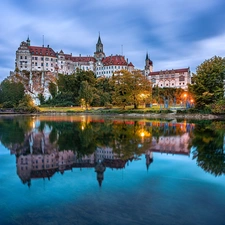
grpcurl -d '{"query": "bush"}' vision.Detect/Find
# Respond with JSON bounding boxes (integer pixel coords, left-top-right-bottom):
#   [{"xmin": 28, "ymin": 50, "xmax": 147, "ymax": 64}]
[
  {"xmin": 104, "ymin": 103, "xmax": 113, "ymax": 109},
  {"xmin": 210, "ymin": 100, "xmax": 225, "ymax": 114},
  {"xmin": 2, "ymin": 101, "xmax": 14, "ymax": 108}
]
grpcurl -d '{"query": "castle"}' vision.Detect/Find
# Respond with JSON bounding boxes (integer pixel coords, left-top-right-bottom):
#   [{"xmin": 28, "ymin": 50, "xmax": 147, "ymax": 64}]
[
  {"xmin": 12, "ymin": 34, "xmax": 191, "ymax": 103},
  {"xmin": 15, "ymin": 34, "xmax": 136, "ymax": 77}
]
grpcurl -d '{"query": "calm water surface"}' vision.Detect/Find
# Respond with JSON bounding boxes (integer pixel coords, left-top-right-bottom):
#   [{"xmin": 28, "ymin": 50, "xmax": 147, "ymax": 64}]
[{"xmin": 0, "ymin": 115, "xmax": 224, "ymax": 225}]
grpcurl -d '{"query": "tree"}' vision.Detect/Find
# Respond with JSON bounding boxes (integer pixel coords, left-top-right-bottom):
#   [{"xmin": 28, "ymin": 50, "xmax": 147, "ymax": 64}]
[
  {"xmin": 16, "ymin": 94, "xmax": 40, "ymax": 113},
  {"xmin": 188, "ymin": 56, "xmax": 225, "ymax": 109},
  {"xmin": 78, "ymin": 81, "xmax": 93, "ymax": 109},
  {"xmin": 48, "ymin": 82, "xmax": 57, "ymax": 98},
  {"xmin": 94, "ymin": 77, "xmax": 112, "ymax": 106},
  {"xmin": 0, "ymin": 79, "xmax": 25, "ymax": 107},
  {"xmin": 191, "ymin": 121, "xmax": 225, "ymax": 176},
  {"xmin": 110, "ymin": 70, "xmax": 152, "ymax": 109}
]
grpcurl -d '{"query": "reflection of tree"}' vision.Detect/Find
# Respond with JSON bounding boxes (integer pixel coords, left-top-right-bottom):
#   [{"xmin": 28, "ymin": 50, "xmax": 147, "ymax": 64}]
[
  {"xmin": 109, "ymin": 121, "xmax": 151, "ymax": 159},
  {"xmin": 0, "ymin": 118, "xmax": 26, "ymax": 146},
  {"xmin": 1, "ymin": 117, "xmax": 196, "ymax": 164},
  {"xmin": 46, "ymin": 121, "xmax": 97, "ymax": 155},
  {"xmin": 191, "ymin": 121, "xmax": 225, "ymax": 176}
]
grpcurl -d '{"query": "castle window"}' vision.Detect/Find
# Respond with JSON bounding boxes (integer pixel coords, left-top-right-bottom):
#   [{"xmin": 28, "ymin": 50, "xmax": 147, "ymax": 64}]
[
  {"xmin": 179, "ymin": 75, "xmax": 185, "ymax": 81},
  {"xmin": 20, "ymin": 56, "xmax": 23, "ymax": 59}
]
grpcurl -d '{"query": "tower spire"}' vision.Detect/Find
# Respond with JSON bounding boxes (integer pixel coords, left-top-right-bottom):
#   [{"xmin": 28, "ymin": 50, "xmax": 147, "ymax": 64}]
[
  {"xmin": 97, "ymin": 32, "xmax": 102, "ymax": 44},
  {"xmin": 94, "ymin": 32, "xmax": 105, "ymax": 60},
  {"xmin": 146, "ymin": 51, "xmax": 149, "ymax": 60},
  {"xmin": 27, "ymin": 36, "xmax": 30, "ymax": 46}
]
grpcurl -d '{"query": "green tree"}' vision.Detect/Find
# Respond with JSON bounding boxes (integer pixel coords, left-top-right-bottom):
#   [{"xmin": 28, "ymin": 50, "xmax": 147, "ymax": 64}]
[
  {"xmin": 110, "ymin": 70, "xmax": 152, "ymax": 109},
  {"xmin": 38, "ymin": 93, "xmax": 45, "ymax": 105},
  {"xmin": 49, "ymin": 82, "xmax": 57, "ymax": 98},
  {"xmin": 79, "ymin": 81, "xmax": 93, "ymax": 109},
  {"xmin": 191, "ymin": 121, "xmax": 225, "ymax": 176},
  {"xmin": 0, "ymin": 79, "xmax": 25, "ymax": 107},
  {"xmin": 189, "ymin": 56, "xmax": 225, "ymax": 109},
  {"xmin": 94, "ymin": 77, "xmax": 112, "ymax": 106},
  {"xmin": 16, "ymin": 94, "xmax": 40, "ymax": 113}
]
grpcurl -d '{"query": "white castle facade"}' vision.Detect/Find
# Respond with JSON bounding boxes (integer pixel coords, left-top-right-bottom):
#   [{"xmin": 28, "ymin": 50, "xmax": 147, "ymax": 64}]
[
  {"xmin": 15, "ymin": 35, "xmax": 191, "ymax": 90},
  {"xmin": 15, "ymin": 35, "xmax": 135, "ymax": 78}
]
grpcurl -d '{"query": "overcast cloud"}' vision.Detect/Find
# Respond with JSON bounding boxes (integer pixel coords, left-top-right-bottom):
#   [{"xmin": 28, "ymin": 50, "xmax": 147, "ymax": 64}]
[{"xmin": 0, "ymin": 0, "xmax": 225, "ymax": 81}]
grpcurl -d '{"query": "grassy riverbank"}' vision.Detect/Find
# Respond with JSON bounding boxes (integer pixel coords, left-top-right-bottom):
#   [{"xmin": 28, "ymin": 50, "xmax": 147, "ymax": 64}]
[
  {"xmin": 1, "ymin": 106, "xmax": 224, "ymax": 120},
  {"xmin": 39, "ymin": 106, "xmax": 173, "ymax": 114},
  {"xmin": 38, "ymin": 106, "xmax": 225, "ymax": 120}
]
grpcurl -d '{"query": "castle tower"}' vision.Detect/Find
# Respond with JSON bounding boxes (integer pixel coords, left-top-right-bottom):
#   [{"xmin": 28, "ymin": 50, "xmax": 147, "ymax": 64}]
[
  {"xmin": 144, "ymin": 52, "xmax": 153, "ymax": 76},
  {"xmin": 94, "ymin": 33, "xmax": 105, "ymax": 61},
  {"xmin": 95, "ymin": 160, "xmax": 106, "ymax": 187},
  {"xmin": 26, "ymin": 36, "xmax": 30, "ymax": 46}
]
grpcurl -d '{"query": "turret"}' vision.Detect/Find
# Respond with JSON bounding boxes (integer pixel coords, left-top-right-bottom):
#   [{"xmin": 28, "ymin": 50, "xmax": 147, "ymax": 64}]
[
  {"xmin": 145, "ymin": 52, "xmax": 153, "ymax": 75},
  {"xmin": 94, "ymin": 33, "xmax": 105, "ymax": 61},
  {"xmin": 26, "ymin": 36, "xmax": 30, "ymax": 46}
]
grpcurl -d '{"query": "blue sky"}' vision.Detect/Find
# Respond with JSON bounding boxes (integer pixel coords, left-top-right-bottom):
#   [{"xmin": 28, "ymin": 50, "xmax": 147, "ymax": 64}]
[{"xmin": 1, "ymin": 0, "xmax": 225, "ymax": 81}]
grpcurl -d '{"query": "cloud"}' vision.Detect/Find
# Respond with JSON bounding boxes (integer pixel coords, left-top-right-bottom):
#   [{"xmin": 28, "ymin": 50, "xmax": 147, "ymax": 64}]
[{"xmin": 0, "ymin": 0, "xmax": 225, "ymax": 81}]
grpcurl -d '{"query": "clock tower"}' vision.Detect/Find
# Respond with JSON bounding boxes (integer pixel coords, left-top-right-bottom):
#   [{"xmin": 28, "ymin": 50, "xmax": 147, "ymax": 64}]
[{"xmin": 94, "ymin": 33, "xmax": 105, "ymax": 61}]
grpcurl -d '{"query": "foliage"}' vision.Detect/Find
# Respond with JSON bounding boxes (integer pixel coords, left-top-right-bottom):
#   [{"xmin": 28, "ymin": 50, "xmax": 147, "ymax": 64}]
[
  {"xmin": 48, "ymin": 82, "xmax": 57, "ymax": 98},
  {"xmin": 189, "ymin": 56, "xmax": 225, "ymax": 109},
  {"xmin": 110, "ymin": 70, "xmax": 152, "ymax": 109},
  {"xmin": 15, "ymin": 94, "xmax": 40, "ymax": 113},
  {"xmin": 78, "ymin": 81, "xmax": 93, "ymax": 109},
  {"xmin": 38, "ymin": 93, "xmax": 45, "ymax": 105},
  {"xmin": 210, "ymin": 99, "xmax": 225, "ymax": 114},
  {"xmin": 93, "ymin": 77, "xmax": 112, "ymax": 106},
  {"xmin": 0, "ymin": 79, "xmax": 25, "ymax": 106},
  {"xmin": 191, "ymin": 121, "xmax": 225, "ymax": 176},
  {"xmin": 152, "ymin": 86, "xmax": 186, "ymax": 106}
]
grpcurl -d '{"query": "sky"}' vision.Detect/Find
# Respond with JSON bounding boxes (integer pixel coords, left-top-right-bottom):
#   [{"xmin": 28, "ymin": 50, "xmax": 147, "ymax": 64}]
[{"xmin": 1, "ymin": 0, "xmax": 225, "ymax": 82}]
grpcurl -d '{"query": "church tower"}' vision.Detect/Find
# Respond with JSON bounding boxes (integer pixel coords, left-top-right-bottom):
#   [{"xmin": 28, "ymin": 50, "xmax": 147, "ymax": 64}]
[
  {"xmin": 94, "ymin": 33, "xmax": 105, "ymax": 61},
  {"xmin": 144, "ymin": 52, "xmax": 153, "ymax": 76},
  {"xmin": 26, "ymin": 36, "xmax": 30, "ymax": 46}
]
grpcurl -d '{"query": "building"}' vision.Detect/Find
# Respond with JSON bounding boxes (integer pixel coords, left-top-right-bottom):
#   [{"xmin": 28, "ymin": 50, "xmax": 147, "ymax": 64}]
[
  {"xmin": 147, "ymin": 67, "xmax": 191, "ymax": 90},
  {"xmin": 13, "ymin": 34, "xmax": 192, "ymax": 104},
  {"xmin": 15, "ymin": 35, "xmax": 135, "ymax": 77}
]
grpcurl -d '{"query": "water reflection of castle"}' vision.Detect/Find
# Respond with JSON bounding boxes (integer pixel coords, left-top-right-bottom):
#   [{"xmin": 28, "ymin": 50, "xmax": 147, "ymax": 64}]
[
  {"xmin": 15, "ymin": 128, "xmax": 192, "ymax": 187},
  {"xmin": 17, "ymin": 147, "xmax": 132, "ymax": 187},
  {"xmin": 5, "ymin": 118, "xmax": 194, "ymax": 187}
]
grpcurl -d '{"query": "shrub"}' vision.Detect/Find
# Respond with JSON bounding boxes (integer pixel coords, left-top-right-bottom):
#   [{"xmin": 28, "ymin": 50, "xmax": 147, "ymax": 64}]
[
  {"xmin": 210, "ymin": 100, "xmax": 225, "ymax": 114},
  {"xmin": 2, "ymin": 101, "xmax": 14, "ymax": 108}
]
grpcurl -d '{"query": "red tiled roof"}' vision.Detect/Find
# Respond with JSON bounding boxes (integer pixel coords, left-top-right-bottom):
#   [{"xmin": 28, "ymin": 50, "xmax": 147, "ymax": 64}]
[
  {"xmin": 102, "ymin": 55, "xmax": 127, "ymax": 66},
  {"xmin": 128, "ymin": 62, "xmax": 134, "ymax": 67},
  {"xmin": 149, "ymin": 68, "xmax": 190, "ymax": 76},
  {"xmin": 28, "ymin": 46, "xmax": 57, "ymax": 57}
]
